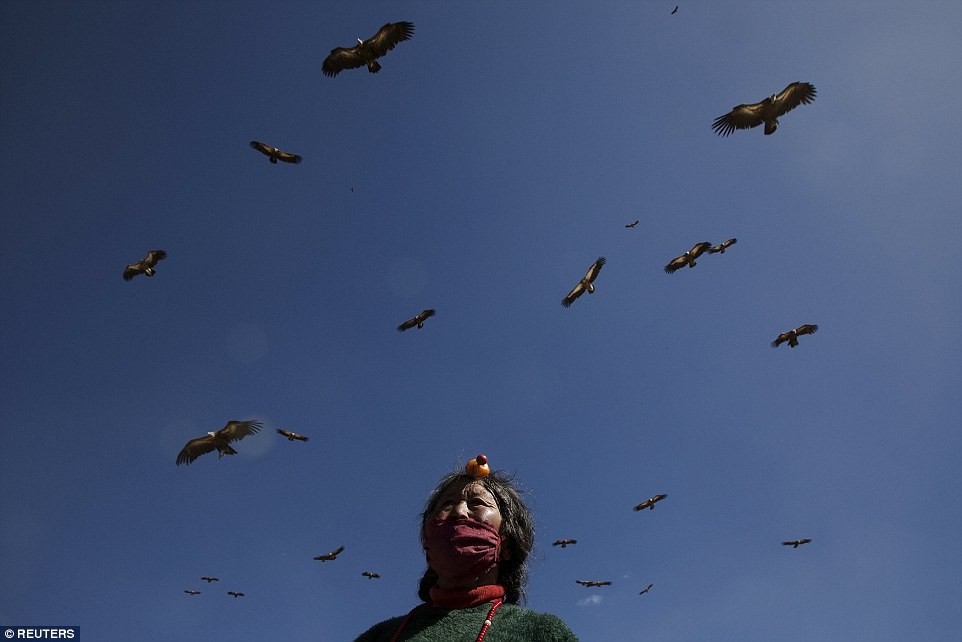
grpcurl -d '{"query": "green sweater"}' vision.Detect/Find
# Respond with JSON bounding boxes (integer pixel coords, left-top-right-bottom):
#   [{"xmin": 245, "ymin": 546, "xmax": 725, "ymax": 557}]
[{"xmin": 354, "ymin": 602, "xmax": 578, "ymax": 641}]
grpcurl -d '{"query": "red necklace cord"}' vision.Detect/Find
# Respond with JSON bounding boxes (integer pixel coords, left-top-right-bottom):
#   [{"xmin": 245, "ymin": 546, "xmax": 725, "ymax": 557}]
[{"xmin": 389, "ymin": 599, "xmax": 503, "ymax": 642}]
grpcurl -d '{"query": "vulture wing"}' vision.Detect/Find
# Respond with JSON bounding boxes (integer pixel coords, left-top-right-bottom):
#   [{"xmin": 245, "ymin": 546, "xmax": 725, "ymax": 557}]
[
  {"xmin": 176, "ymin": 435, "xmax": 217, "ymax": 466},
  {"xmin": 249, "ymin": 141, "xmax": 273, "ymax": 157},
  {"xmin": 584, "ymin": 256, "xmax": 606, "ymax": 283},
  {"xmin": 143, "ymin": 250, "xmax": 167, "ymax": 268},
  {"xmin": 274, "ymin": 149, "xmax": 302, "ymax": 164},
  {"xmin": 561, "ymin": 282, "xmax": 586, "ymax": 308},
  {"xmin": 712, "ymin": 100, "xmax": 767, "ymax": 136},
  {"xmin": 417, "ymin": 309, "xmax": 436, "ymax": 323},
  {"xmin": 215, "ymin": 420, "xmax": 263, "ymax": 443},
  {"xmin": 772, "ymin": 82, "xmax": 817, "ymax": 118},
  {"xmin": 322, "ymin": 47, "xmax": 368, "ymax": 77},
  {"xmin": 795, "ymin": 324, "xmax": 819, "ymax": 337},
  {"xmin": 123, "ymin": 262, "xmax": 145, "ymax": 281},
  {"xmin": 689, "ymin": 242, "xmax": 712, "ymax": 259},
  {"xmin": 663, "ymin": 254, "xmax": 688, "ymax": 274},
  {"xmin": 772, "ymin": 332, "xmax": 792, "ymax": 348},
  {"xmin": 397, "ymin": 316, "xmax": 418, "ymax": 332},
  {"xmin": 365, "ymin": 21, "xmax": 415, "ymax": 57}
]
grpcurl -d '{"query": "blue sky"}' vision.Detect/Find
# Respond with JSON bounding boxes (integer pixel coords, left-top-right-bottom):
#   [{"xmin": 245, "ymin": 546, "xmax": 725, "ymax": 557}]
[{"xmin": 2, "ymin": 1, "xmax": 961, "ymax": 641}]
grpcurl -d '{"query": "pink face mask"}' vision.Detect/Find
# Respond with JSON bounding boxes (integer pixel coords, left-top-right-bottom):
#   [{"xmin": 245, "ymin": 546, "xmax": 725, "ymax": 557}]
[{"xmin": 423, "ymin": 517, "xmax": 505, "ymax": 584}]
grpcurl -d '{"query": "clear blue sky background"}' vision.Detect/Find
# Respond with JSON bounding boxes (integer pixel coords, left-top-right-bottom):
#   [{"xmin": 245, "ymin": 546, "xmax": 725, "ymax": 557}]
[{"xmin": 2, "ymin": 2, "xmax": 961, "ymax": 641}]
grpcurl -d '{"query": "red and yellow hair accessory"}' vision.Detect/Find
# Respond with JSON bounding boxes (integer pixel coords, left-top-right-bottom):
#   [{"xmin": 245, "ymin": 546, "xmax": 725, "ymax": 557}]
[{"xmin": 465, "ymin": 454, "xmax": 490, "ymax": 479}]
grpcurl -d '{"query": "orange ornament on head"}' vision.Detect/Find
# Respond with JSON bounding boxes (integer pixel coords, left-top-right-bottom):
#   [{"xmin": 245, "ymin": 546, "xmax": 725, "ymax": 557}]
[{"xmin": 465, "ymin": 454, "xmax": 490, "ymax": 479}]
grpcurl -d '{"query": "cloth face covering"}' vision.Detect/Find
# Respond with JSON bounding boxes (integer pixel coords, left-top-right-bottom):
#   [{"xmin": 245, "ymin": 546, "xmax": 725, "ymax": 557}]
[{"xmin": 423, "ymin": 516, "xmax": 504, "ymax": 584}]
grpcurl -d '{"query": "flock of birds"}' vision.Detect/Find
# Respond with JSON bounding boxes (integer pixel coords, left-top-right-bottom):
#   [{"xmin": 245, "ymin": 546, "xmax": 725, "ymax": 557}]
[
  {"xmin": 113, "ymin": 10, "xmax": 824, "ymax": 604},
  {"xmin": 552, "ymin": 492, "xmax": 812, "ymax": 595}
]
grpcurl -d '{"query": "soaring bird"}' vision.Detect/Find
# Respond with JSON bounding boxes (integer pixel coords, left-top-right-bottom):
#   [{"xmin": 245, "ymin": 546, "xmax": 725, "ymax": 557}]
[
  {"xmin": 625, "ymin": 220, "xmax": 639, "ymax": 228},
  {"xmin": 633, "ymin": 494, "xmax": 668, "ymax": 511},
  {"xmin": 277, "ymin": 428, "xmax": 309, "ymax": 442},
  {"xmin": 712, "ymin": 82, "xmax": 816, "ymax": 137},
  {"xmin": 576, "ymin": 580, "xmax": 611, "ymax": 587},
  {"xmin": 397, "ymin": 309, "xmax": 436, "ymax": 332},
  {"xmin": 249, "ymin": 141, "xmax": 302, "ymax": 164},
  {"xmin": 664, "ymin": 243, "xmax": 711, "ymax": 273},
  {"xmin": 123, "ymin": 250, "xmax": 167, "ymax": 281},
  {"xmin": 782, "ymin": 538, "xmax": 812, "ymax": 548},
  {"xmin": 322, "ymin": 21, "xmax": 414, "ymax": 77},
  {"xmin": 708, "ymin": 238, "xmax": 737, "ymax": 254},
  {"xmin": 201, "ymin": 577, "xmax": 219, "ymax": 583},
  {"xmin": 639, "ymin": 583, "xmax": 654, "ymax": 595},
  {"xmin": 362, "ymin": 571, "xmax": 381, "ymax": 579},
  {"xmin": 671, "ymin": 5, "xmax": 678, "ymax": 14},
  {"xmin": 772, "ymin": 324, "xmax": 819, "ymax": 348},
  {"xmin": 227, "ymin": 591, "xmax": 245, "ymax": 598},
  {"xmin": 552, "ymin": 539, "xmax": 577, "ymax": 549},
  {"xmin": 314, "ymin": 546, "xmax": 345, "ymax": 562},
  {"xmin": 562, "ymin": 257, "xmax": 606, "ymax": 307},
  {"xmin": 176, "ymin": 420, "xmax": 263, "ymax": 466},
  {"xmin": 184, "ymin": 590, "xmax": 201, "ymax": 596}
]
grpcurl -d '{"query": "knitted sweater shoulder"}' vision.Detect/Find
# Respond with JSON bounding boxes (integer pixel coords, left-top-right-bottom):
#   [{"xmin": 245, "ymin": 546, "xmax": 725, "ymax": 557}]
[{"xmin": 354, "ymin": 602, "xmax": 578, "ymax": 641}]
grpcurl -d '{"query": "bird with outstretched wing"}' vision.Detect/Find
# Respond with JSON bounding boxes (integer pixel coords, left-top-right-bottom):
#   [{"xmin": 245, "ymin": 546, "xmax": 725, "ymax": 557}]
[
  {"xmin": 176, "ymin": 420, "xmax": 263, "ymax": 466},
  {"xmin": 712, "ymin": 82, "xmax": 816, "ymax": 136},
  {"xmin": 562, "ymin": 257, "xmax": 606, "ymax": 307},
  {"xmin": 322, "ymin": 22, "xmax": 414, "ymax": 77}
]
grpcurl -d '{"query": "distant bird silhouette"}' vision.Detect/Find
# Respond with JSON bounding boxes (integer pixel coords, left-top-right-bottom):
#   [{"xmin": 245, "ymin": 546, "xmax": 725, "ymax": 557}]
[
  {"xmin": 322, "ymin": 22, "xmax": 414, "ymax": 77},
  {"xmin": 362, "ymin": 571, "xmax": 381, "ymax": 579},
  {"xmin": 227, "ymin": 591, "xmax": 245, "ymax": 598},
  {"xmin": 176, "ymin": 420, "xmax": 263, "ymax": 466},
  {"xmin": 576, "ymin": 580, "xmax": 611, "ymax": 587},
  {"xmin": 664, "ymin": 242, "xmax": 711, "ymax": 273},
  {"xmin": 671, "ymin": 5, "xmax": 678, "ymax": 14},
  {"xmin": 562, "ymin": 257, "xmax": 606, "ymax": 307},
  {"xmin": 772, "ymin": 324, "xmax": 819, "ymax": 348},
  {"xmin": 712, "ymin": 82, "xmax": 816, "ymax": 136},
  {"xmin": 201, "ymin": 577, "xmax": 219, "ymax": 583},
  {"xmin": 314, "ymin": 546, "xmax": 345, "ymax": 562},
  {"xmin": 123, "ymin": 250, "xmax": 167, "ymax": 281},
  {"xmin": 708, "ymin": 238, "xmax": 737, "ymax": 254},
  {"xmin": 782, "ymin": 538, "xmax": 812, "ymax": 548},
  {"xmin": 639, "ymin": 583, "xmax": 654, "ymax": 595},
  {"xmin": 249, "ymin": 141, "xmax": 302, "ymax": 164},
  {"xmin": 625, "ymin": 220, "xmax": 639, "ymax": 228},
  {"xmin": 552, "ymin": 539, "xmax": 577, "ymax": 549},
  {"xmin": 633, "ymin": 494, "xmax": 668, "ymax": 511},
  {"xmin": 184, "ymin": 590, "xmax": 201, "ymax": 596},
  {"xmin": 397, "ymin": 309, "xmax": 436, "ymax": 332},
  {"xmin": 277, "ymin": 428, "xmax": 309, "ymax": 442}
]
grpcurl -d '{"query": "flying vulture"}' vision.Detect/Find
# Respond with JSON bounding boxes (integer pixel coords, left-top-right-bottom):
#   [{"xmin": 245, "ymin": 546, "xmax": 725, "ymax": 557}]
[
  {"xmin": 664, "ymin": 243, "xmax": 711, "ymax": 274},
  {"xmin": 277, "ymin": 428, "xmax": 309, "ymax": 442},
  {"xmin": 227, "ymin": 591, "xmax": 245, "ymax": 598},
  {"xmin": 772, "ymin": 324, "xmax": 819, "ymax": 348},
  {"xmin": 552, "ymin": 539, "xmax": 577, "ymax": 549},
  {"xmin": 712, "ymin": 82, "xmax": 816, "ymax": 137},
  {"xmin": 625, "ymin": 220, "xmax": 639, "ymax": 228},
  {"xmin": 671, "ymin": 5, "xmax": 679, "ymax": 14},
  {"xmin": 397, "ymin": 309, "xmax": 435, "ymax": 332},
  {"xmin": 708, "ymin": 238, "xmax": 737, "ymax": 254},
  {"xmin": 249, "ymin": 141, "xmax": 302, "ymax": 164},
  {"xmin": 322, "ymin": 21, "xmax": 414, "ymax": 77},
  {"xmin": 314, "ymin": 546, "xmax": 345, "ymax": 562},
  {"xmin": 176, "ymin": 420, "xmax": 263, "ymax": 466},
  {"xmin": 782, "ymin": 538, "xmax": 812, "ymax": 548},
  {"xmin": 201, "ymin": 577, "xmax": 219, "ymax": 583},
  {"xmin": 362, "ymin": 571, "xmax": 381, "ymax": 579},
  {"xmin": 123, "ymin": 250, "xmax": 167, "ymax": 281},
  {"xmin": 562, "ymin": 257, "xmax": 606, "ymax": 307},
  {"xmin": 576, "ymin": 580, "xmax": 611, "ymax": 587},
  {"xmin": 633, "ymin": 494, "xmax": 668, "ymax": 511},
  {"xmin": 639, "ymin": 583, "xmax": 654, "ymax": 595},
  {"xmin": 184, "ymin": 590, "xmax": 201, "ymax": 596}
]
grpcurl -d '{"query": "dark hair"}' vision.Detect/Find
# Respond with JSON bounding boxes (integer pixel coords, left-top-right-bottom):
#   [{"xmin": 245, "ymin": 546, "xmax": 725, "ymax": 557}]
[{"xmin": 417, "ymin": 470, "xmax": 534, "ymax": 605}]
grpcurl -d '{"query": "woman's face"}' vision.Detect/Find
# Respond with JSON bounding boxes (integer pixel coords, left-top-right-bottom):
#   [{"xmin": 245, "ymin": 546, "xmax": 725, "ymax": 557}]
[{"xmin": 430, "ymin": 480, "xmax": 503, "ymax": 533}]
